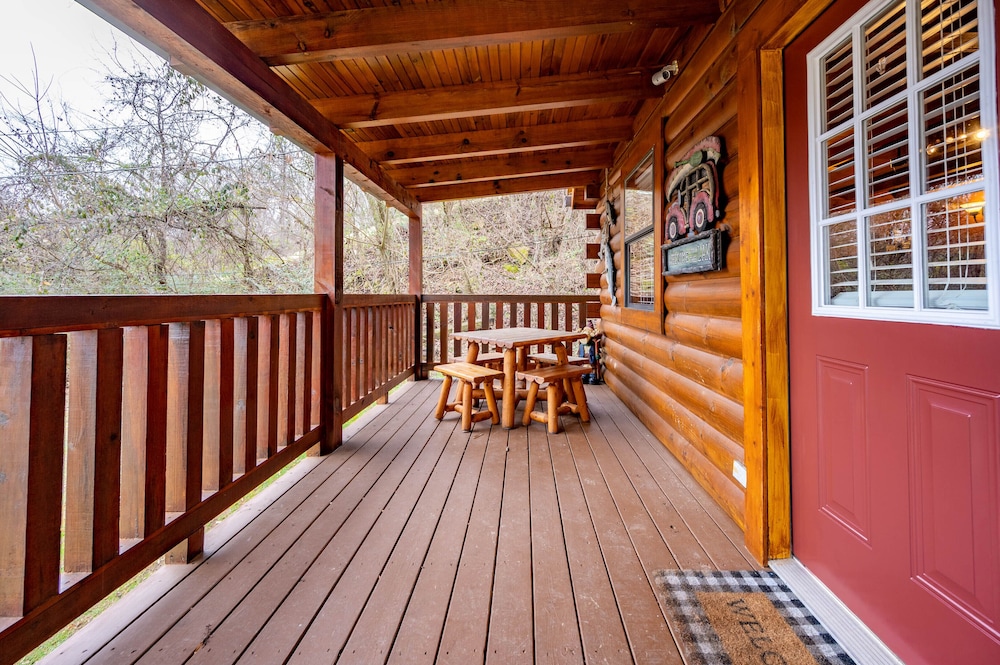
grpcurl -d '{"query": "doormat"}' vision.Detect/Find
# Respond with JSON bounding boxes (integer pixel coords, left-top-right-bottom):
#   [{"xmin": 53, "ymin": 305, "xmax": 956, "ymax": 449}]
[{"xmin": 655, "ymin": 570, "xmax": 855, "ymax": 665}]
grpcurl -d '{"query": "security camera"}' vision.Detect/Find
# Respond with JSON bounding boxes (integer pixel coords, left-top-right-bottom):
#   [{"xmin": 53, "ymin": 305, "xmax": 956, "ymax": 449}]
[{"xmin": 652, "ymin": 61, "xmax": 680, "ymax": 86}]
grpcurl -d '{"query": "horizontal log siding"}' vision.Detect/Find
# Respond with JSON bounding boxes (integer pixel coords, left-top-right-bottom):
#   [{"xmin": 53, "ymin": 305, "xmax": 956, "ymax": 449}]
[{"xmin": 599, "ymin": 1, "xmax": 748, "ymax": 528}]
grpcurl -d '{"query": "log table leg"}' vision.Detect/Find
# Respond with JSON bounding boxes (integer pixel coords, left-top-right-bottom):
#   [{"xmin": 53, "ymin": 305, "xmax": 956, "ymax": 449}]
[{"xmin": 502, "ymin": 348, "xmax": 517, "ymax": 428}]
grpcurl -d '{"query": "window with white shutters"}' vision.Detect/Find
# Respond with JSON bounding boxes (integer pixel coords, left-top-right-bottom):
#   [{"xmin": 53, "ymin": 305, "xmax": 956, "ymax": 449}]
[{"xmin": 808, "ymin": 0, "xmax": 999, "ymax": 326}]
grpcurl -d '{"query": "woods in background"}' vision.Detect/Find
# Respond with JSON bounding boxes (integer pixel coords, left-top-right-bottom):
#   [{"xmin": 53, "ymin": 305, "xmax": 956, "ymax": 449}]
[{"xmin": 0, "ymin": 54, "xmax": 588, "ymax": 296}]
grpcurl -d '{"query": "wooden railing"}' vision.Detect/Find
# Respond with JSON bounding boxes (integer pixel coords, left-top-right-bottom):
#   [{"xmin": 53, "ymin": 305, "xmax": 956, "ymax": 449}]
[
  {"xmin": 0, "ymin": 291, "xmax": 593, "ymax": 662},
  {"xmin": 340, "ymin": 294, "xmax": 418, "ymax": 421},
  {"xmin": 420, "ymin": 294, "xmax": 600, "ymax": 370}
]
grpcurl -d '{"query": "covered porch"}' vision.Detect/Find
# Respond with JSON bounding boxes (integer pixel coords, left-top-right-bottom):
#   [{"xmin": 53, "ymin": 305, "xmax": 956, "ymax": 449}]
[{"xmin": 41, "ymin": 379, "xmax": 756, "ymax": 664}]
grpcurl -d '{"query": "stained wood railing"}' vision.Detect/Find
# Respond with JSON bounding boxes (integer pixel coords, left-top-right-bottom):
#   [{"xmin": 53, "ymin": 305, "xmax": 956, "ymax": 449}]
[
  {"xmin": 340, "ymin": 294, "xmax": 419, "ymax": 421},
  {"xmin": 420, "ymin": 294, "xmax": 600, "ymax": 371},
  {"xmin": 0, "ymin": 291, "xmax": 594, "ymax": 662}
]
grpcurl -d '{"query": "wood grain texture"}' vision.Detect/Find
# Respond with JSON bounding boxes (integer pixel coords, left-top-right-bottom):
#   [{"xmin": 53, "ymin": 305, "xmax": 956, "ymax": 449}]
[
  {"xmin": 0, "ymin": 337, "xmax": 32, "ymax": 617},
  {"xmin": 0, "ymin": 294, "xmax": 321, "ymax": 338},
  {"xmin": 226, "ymin": 0, "xmax": 720, "ymax": 65},
  {"xmin": 21, "ymin": 336, "xmax": 67, "ymax": 614},
  {"xmin": 312, "ymin": 70, "xmax": 661, "ymax": 129}
]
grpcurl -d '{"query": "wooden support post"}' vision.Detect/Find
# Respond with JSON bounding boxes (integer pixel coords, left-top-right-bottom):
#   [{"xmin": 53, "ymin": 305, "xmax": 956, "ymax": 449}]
[
  {"xmin": 316, "ymin": 152, "xmax": 344, "ymax": 454},
  {"xmin": 409, "ymin": 211, "xmax": 424, "ymax": 379},
  {"xmin": 738, "ymin": 33, "xmax": 792, "ymax": 564}
]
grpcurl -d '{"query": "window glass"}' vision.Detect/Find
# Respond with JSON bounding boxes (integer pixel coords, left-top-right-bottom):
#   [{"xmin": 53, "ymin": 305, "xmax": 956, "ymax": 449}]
[
  {"xmin": 624, "ymin": 151, "xmax": 655, "ymax": 309},
  {"xmin": 810, "ymin": 0, "xmax": 996, "ymax": 325}
]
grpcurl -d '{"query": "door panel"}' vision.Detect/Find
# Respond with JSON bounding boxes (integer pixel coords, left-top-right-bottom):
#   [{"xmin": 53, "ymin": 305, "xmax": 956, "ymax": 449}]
[{"xmin": 786, "ymin": 2, "xmax": 1000, "ymax": 663}]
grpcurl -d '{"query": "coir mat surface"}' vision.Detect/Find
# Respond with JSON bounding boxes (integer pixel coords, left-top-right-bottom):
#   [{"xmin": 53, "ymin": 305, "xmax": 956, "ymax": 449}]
[{"xmin": 655, "ymin": 570, "xmax": 855, "ymax": 665}]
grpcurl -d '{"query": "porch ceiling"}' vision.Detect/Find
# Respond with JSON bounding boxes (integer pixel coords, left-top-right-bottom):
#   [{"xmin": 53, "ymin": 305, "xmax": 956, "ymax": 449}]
[{"xmin": 78, "ymin": 0, "xmax": 720, "ymax": 212}]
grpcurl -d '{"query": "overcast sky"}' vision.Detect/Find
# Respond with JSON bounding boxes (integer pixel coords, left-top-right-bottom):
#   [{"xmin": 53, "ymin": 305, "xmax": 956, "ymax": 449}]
[{"xmin": 0, "ymin": 1, "xmax": 148, "ymax": 116}]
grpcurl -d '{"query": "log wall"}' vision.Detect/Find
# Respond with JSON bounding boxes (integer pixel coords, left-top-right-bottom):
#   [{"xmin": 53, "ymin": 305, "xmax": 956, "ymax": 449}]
[{"xmin": 598, "ymin": 0, "xmax": 774, "ymax": 531}]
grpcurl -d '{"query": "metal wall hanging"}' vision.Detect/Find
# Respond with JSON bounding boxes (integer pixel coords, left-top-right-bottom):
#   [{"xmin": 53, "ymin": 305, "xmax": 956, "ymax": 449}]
[
  {"xmin": 600, "ymin": 199, "xmax": 618, "ymax": 306},
  {"xmin": 662, "ymin": 136, "xmax": 726, "ymax": 276}
]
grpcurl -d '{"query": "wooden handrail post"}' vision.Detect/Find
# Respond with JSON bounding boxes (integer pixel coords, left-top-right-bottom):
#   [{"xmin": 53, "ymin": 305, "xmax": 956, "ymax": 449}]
[{"xmin": 316, "ymin": 152, "xmax": 344, "ymax": 454}]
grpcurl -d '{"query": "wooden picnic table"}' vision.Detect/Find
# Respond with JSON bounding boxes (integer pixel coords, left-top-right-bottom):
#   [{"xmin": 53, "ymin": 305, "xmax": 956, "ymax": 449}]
[{"xmin": 452, "ymin": 327, "xmax": 586, "ymax": 428}]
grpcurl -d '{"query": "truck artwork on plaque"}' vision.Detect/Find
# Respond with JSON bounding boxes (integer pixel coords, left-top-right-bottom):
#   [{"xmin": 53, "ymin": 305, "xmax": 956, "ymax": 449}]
[{"xmin": 662, "ymin": 136, "xmax": 726, "ymax": 276}]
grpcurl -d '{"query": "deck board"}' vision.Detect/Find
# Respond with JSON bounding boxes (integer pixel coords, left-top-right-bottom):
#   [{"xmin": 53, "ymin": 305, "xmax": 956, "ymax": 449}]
[{"xmin": 44, "ymin": 380, "xmax": 762, "ymax": 665}]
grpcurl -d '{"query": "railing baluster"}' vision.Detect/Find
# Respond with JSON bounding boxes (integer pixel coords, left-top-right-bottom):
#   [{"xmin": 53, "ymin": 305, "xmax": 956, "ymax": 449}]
[
  {"xmin": 452, "ymin": 302, "xmax": 461, "ymax": 361},
  {"xmin": 64, "ymin": 332, "xmax": 97, "ymax": 574},
  {"xmin": 302, "ymin": 313, "xmax": 313, "ymax": 432},
  {"xmin": 439, "ymin": 303, "xmax": 448, "ymax": 365},
  {"xmin": 0, "ymin": 338, "xmax": 34, "ymax": 617},
  {"xmin": 243, "ymin": 316, "xmax": 261, "ymax": 473},
  {"xmin": 21, "ymin": 336, "xmax": 67, "ymax": 614},
  {"xmin": 121, "ymin": 328, "xmax": 148, "ymax": 542},
  {"xmin": 268, "ymin": 314, "xmax": 281, "ymax": 457},
  {"xmin": 202, "ymin": 321, "xmax": 222, "ymax": 493},
  {"xmin": 219, "ymin": 318, "xmax": 235, "ymax": 488},
  {"xmin": 145, "ymin": 325, "xmax": 169, "ymax": 535},
  {"xmin": 166, "ymin": 322, "xmax": 205, "ymax": 563},
  {"xmin": 286, "ymin": 313, "xmax": 297, "ymax": 448}
]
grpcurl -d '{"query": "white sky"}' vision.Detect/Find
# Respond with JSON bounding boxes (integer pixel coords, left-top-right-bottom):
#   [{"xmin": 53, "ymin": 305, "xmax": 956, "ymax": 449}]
[{"xmin": 0, "ymin": 0, "xmax": 148, "ymax": 115}]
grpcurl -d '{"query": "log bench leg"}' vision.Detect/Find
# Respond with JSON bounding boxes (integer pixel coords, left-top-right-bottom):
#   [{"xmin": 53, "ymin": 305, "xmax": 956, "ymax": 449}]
[
  {"xmin": 570, "ymin": 378, "xmax": 590, "ymax": 422},
  {"xmin": 546, "ymin": 384, "xmax": 560, "ymax": 434},
  {"xmin": 461, "ymin": 380, "xmax": 473, "ymax": 432},
  {"xmin": 435, "ymin": 375, "xmax": 453, "ymax": 420},
  {"xmin": 522, "ymin": 383, "xmax": 540, "ymax": 427}
]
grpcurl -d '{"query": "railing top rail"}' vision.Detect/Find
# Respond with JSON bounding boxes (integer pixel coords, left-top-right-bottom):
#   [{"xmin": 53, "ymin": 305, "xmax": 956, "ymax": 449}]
[
  {"xmin": 341, "ymin": 294, "xmax": 419, "ymax": 306},
  {"xmin": 0, "ymin": 294, "xmax": 324, "ymax": 337},
  {"xmin": 421, "ymin": 294, "xmax": 598, "ymax": 304}
]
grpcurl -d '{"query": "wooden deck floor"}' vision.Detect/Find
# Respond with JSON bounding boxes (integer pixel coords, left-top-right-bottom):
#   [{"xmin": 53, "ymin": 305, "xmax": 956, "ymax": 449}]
[{"xmin": 44, "ymin": 379, "xmax": 759, "ymax": 665}]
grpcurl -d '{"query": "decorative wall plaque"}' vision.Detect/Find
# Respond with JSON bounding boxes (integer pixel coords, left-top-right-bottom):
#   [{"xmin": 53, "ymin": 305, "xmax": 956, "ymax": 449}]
[{"xmin": 662, "ymin": 137, "xmax": 726, "ymax": 276}]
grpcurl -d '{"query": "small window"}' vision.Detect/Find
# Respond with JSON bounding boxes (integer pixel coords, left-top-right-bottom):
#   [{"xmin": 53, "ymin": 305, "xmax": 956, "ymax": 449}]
[
  {"xmin": 809, "ymin": 0, "xmax": 998, "ymax": 327},
  {"xmin": 624, "ymin": 151, "xmax": 655, "ymax": 309}
]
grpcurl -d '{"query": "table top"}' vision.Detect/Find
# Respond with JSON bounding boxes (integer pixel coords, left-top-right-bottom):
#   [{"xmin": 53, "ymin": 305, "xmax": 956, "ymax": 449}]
[{"xmin": 452, "ymin": 327, "xmax": 585, "ymax": 349}]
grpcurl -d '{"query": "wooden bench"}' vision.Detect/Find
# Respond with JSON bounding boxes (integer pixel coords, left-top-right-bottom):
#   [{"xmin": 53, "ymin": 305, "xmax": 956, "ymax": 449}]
[
  {"xmin": 516, "ymin": 364, "xmax": 592, "ymax": 433},
  {"xmin": 527, "ymin": 352, "xmax": 590, "ymax": 367},
  {"xmin": 471, "ymin": 351, "xmax": 505, "ymax": 369},
  {"xmin": 434, "ymin": 362, "xmax": 505, "ymax": 431}
]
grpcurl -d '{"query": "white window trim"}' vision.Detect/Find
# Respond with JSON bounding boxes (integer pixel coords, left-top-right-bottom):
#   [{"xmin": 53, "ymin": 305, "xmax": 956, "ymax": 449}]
[{"xmin": 806, "ymin": 0, "xmax": 1000, "ymax": 329}]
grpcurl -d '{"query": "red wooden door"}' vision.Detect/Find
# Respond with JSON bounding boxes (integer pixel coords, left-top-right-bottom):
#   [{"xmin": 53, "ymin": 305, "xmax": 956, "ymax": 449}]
[{"xmin": 786, "ymin": 1, "xmax": 1000, "ymax": 663}]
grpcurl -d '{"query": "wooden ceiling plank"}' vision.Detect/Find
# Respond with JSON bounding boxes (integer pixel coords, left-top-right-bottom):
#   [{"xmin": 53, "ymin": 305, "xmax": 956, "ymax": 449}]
[
  {"xmin": 413, "ymin": 170, "xmax": 601, "ymax": 202},
  {"xmin": 388, "ymin": 147, "xmax": 615, "ymax": 187},
  {"xmin": 312, "ymin": 68, "xmax": 660, "ymax": 128},
  {"xmin": 359, "ymin": 116, "xmax": 633, "ymax": 164},
  {"xmin": 224, "ymin": 0, "xmax": 722, "ymax": 66},
  {"xmin": 79, "ymin": 0, "xmax": 419, "ymax": 215}
]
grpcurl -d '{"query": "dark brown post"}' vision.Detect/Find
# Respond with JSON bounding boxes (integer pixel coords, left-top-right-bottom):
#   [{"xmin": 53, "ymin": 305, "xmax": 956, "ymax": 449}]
[
  {"xmin": 409, "ymin": 210, "xmax": 424, "ymax": 379},
  {"xmin": 316, "ymin": 152, "xmax": 344, "ymax": 454},
  {"xmin": 23, "ymin": 335, "xmax": 68, "ymax": 613}
]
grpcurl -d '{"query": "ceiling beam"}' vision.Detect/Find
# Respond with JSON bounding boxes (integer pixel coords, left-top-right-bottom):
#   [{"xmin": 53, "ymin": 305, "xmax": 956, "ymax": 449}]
[
  {"xmin": 226, "ymin": 0, "xmax": 721, "ymax": 66},
  {"xmin": 313, "ymin": 69, "xmax": 660, "ymax": 128},
  {"xmin": 413, "ymin": 171, "xmax": 602, "ymax": 203},
  {"xmin": 78, "ymin": 0, "xmax": 420, "ymax": 216},
  {"xmin": 389, "ymin": 148, "xmax": 615, "ymax": 188},
  {"xmin": 358, "ymin": 117, "xmax": 635, "ymax": 164}
]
